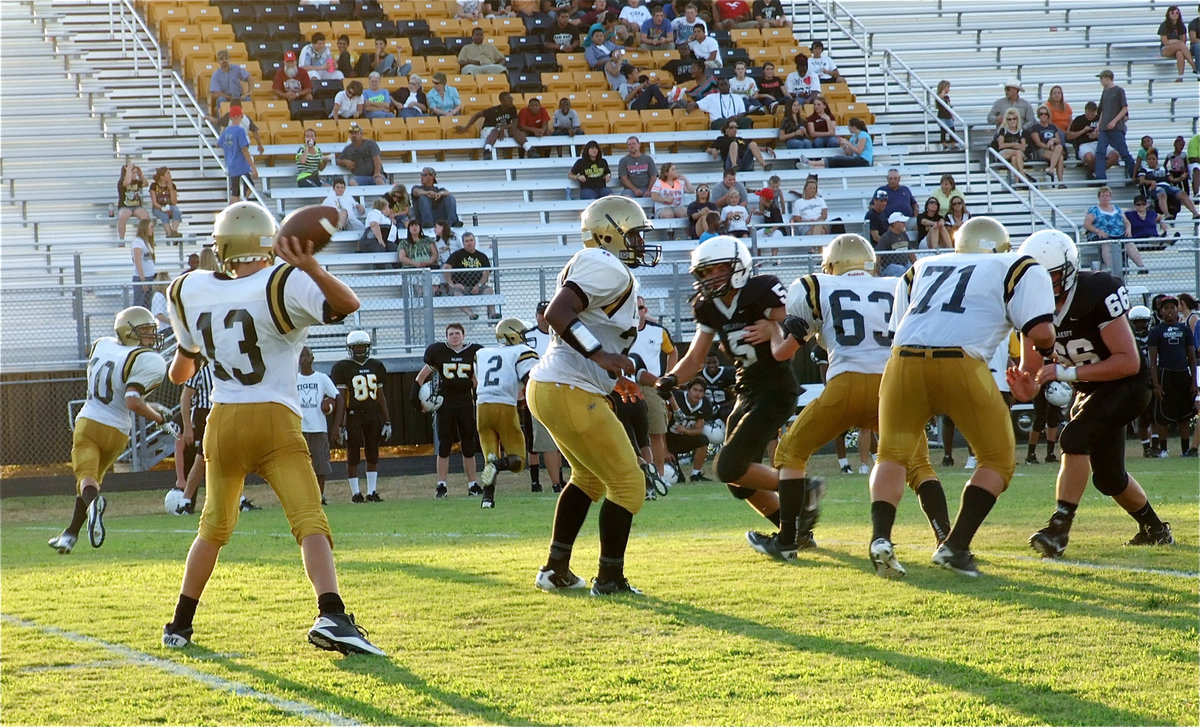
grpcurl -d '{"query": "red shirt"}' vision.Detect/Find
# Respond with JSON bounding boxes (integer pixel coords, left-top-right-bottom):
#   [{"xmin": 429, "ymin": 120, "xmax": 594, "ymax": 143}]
[
  {"xmin": 273, "ymin": 66, "xmax": 313, "ymax": 95},
  {"xmin": 517, "ymin": 106, "xmax": 550, "ymax": 131},
  {"xmin": 716, "ymin": 0, "xmax": 751, "ymax": 20}
]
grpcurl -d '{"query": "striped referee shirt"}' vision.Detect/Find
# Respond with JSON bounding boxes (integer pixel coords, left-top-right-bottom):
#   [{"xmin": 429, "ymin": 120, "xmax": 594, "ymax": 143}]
[{"xmin": 185, "ymin": 364, "xmax": 214, "ymax": 411}]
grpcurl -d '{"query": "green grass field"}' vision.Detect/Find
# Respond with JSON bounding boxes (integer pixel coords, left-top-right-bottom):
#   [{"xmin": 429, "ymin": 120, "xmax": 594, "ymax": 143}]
[{"xmin": 2, "ymin": 445, "xmax": 1196, "ymax": 726}]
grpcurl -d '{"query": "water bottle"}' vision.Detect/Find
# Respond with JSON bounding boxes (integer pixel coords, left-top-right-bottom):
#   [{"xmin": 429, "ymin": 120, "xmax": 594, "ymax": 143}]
[
  {"xmin": 472, "ymin": 213, "xmax": 478, "ymax": 227},
  {"xmin": 107, "ymin": 203, "xmax": 116, "ymax": 218}
]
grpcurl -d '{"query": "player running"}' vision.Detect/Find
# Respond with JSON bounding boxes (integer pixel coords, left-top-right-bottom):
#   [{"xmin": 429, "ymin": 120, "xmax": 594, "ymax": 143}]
[{"xmin": 475, "ymin": 318, "xmax": 540, "ymax": 508}]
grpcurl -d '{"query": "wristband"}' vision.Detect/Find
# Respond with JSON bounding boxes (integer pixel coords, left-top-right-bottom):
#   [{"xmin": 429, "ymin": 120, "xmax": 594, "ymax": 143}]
[
  {"xmin": 561, "ymin": 319, "xmax": 602, "ymax": 358},
  {"xmin": 1054, "ymin": 365, "xmax": 1078, "ymax": 383},
  {"xmin": 1035, "ymin": 345, "xmax": 1055, "ymax": 358}
]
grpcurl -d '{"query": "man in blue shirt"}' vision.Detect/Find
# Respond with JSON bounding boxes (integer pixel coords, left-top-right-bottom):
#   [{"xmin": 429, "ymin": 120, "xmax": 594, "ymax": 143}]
[
  {"xmin": 208, "ymin": 49, "xmax": 250, "ymax": 117},
  {"xmin": 218, "ymin": 106, "xmax": 257, "ymax": 202},
  {"xmin": 873, "ymin": 168, "xmax": 919, "ymax": 227}
]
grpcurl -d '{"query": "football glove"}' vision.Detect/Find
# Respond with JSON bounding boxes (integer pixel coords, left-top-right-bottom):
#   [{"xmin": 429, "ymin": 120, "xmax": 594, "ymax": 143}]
[
  {"xmin": 381, "ymin": 421, "xmax": 392, "ymax": 440},
  {"xmin": 654, "ymin": 373, "xmax": 677, "ymax": 400},
  {"xmin": 148, "ymin": 402, "xmax": 173, "ymax": 422},
  {"xmin": 781, "ymin": 315, "xmax": 809, "ymax": 342}
]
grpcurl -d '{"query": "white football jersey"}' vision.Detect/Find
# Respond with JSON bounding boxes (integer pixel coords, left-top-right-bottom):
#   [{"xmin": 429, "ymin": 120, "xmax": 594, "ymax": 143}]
[
  {"xmin": 530, "ymin": 248, "xmax": 640, "ymax": 395},
  {"xmin": 475, "ymin": 344, "xmax": 539, "ymax": 406},
  {"xmin": 526, "ymin": 326, "xmax": 553, "ymax": 357},
  {"xmin": 168, "ymin": 264, "xmax": 333, "ymax": 416},
  {"xmin": 892, "ymin": 252, "xmax": 1054, "ymax": 361},
  {"xmin": 629, "ymin": 321, "xmax": 674, "ymax": 378},
  {"xmin": 789, "ymin": 271, "xmax": 896, "ymax": 380},
  {"xmin": 297, "ymin": 371, "xmax": 338, "ymax": 433},
  {"xmin": 77, "ymin": 337, "xmax": 167, "ymax": 433}
]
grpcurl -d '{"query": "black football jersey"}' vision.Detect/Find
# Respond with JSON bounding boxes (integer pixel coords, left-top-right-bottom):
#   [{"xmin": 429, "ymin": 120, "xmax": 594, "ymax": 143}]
[
  {"xmin": 1053, "ymin": 271, "xmax": 1147, "ymax": 391},
  {"xmin": 700, "ymin": 365, "xmax": 735, "ymax": 405},
  {"xmin": 331, "ymin": 358, "xmax": 387, "ymax": 415},
  {"xmin": 693, "ymin": 275, "xmax": 798, "ymax": 395},
  {"xmin": 424, "ymin": 342, "xmax": 484, "ymax": 401},
  {"xmin": 671, "ymin": 389, "xmax": 713, "ymax": 430}
]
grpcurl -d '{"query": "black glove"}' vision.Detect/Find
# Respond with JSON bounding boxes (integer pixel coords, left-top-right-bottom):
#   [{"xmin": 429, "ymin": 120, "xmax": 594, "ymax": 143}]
[
  {"xmin": 409, "ymin": 381, "xmax": 423, "ymax": 411},
  {"xmin": 654, "ymin": 373, "xmax": 677, "ymax": 400},
  {"xmin": 782, "ymin": 315, "xmax": 809, "ymax": 341}
]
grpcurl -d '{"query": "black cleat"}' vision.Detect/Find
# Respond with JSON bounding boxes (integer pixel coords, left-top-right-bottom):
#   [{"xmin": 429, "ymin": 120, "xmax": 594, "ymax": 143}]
[
  {"xmin": 467, "ymin": 483, "xmax": 484, "ymax": 497},
  {"xmin": 796, "ymin": 530, "xmax": 817, "ymax": 549},
  {"xmin": 941, "ymin": 454, "xmax": 954, "ymax": 467},
  {"xmin": 1043, "ymin": 452, "xmax": 1058, "ymax": 463},
  {"xmin": 590, "ymin": 577, "xmax": 643, "ymax": 596},
  {"xmin": 530, "ymin": 482, "xmax": 543, "ymax": 493},
  {"xmin": 1029, "ymin": 523, "xmax": 1070, "ymax": 558},
  {"xmin": 308, "ymin": 612, "xmax": 386, "ymax": 656},
  {"xmin": 931, "ymin": 542, "xmax": 979, "ymax": 577},
  {"xmin": 689, "ymin": 472, "xmax": 713, "ymax": 482},
  {"xmin": 351, "ymin": 493, "xmax": 366, "ymax": 503},
  {"xmin": 321, "ymin": 496, "xmax": 328, "ymax": 506},
  {"xmin": 1024, "ymin": 453, "xmax": 1039, "ymax": 464},
  {"xmin": 1125, "ymin": 522, "xmax": 1174, "ymax": 546},
  {"xmin": 1183, "ymin": 448, "xmax": 1199, "ymax": 458},
  {"xmin": 239, "ymin": 498, "xmax": 260, "ymax": 511},
  {"xmin": 162, "ymin": 622, "xmax": 193, "ymax": 648},
  {"xmin": 840, "ymin": 464, "xmax": 854, "ymax": 474},
  {"xmin": 365, "ymin": 492, "xmax": 382, "ymax": 502},
  {"xmin": 434, "ymin": 484, "xmax": 448, "ymax": 499},
  {"xmin": 534, "ymin": 566, "xmax": 586, "ymax": 591},
  {"xmin": 551, "ymin": 482, "xmax": 564, "ymax": 493},
  {"xmin": 745, "ymin": 530, "xmax": 798, "ymax": 561}
]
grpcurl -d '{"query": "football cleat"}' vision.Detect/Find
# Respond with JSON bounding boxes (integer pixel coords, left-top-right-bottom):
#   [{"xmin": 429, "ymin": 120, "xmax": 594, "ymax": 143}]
[
  {"xmin": 869, "ymin": 538, "xmax": 906, "ymax": 578},
  {"xmin": 590, "ymin": 577, "xmax": 644, "ymax": 596},
  {"xmin": 87, "ymin": 496, "xmax": 107, "ymax": 548},
  {"xmin": 1025, "ymin": 453, "xmax": 1039, "ymax": 464},
  {"xmin": 434, "ymin": 484, "xmax": 448, "ymax": 499},
  {"xmin": 551, "ymin": 482, "xmax": 564, "ymax": 493},
  {"xmin": 644, "ymin": 488, "xmax": 657, "ymax": 501},
  {"xmin": 1029, "ymin": 514, "xmax": 1071, "ymax": 558},
  {"xmin": 307, "ymin": 612, "xmax": 386, "ymax": 656},
  {"xmin": 858, "ymin": 464, "xmax": 870, "ymax": 475},
  {"xmin": 467, "ymin": 483, "xmax": 484, "ymax": 497},
  {"xmin": 1157, "ymin": 450, "xmax": 1169, "ymax": 458},
  {"xmin": 162, "ymin": 622, "xmax": 194, "ymax": 648},
  {"xmin": 1125, "ymin": 522, "xmax": 1174, "ymax": 546},
  {"xmin": 963, "ymin": 455, "xmax": 977, "ymax": 469},
  {"xmin": 530, "ymin": 482, "xmax": 544, "ymax": 493},
  {"xmin": 1044, "ymin": 452, "xmax": 1058, "ymax": 463},
  {"xmin": 351, "ymin": 493, "xmax": 366, "ymax": 503},
  {"xmin": 931, "ymin": 542, "xmax": 979, "ymax": 577},
  {"xmin": 689, "ymin": 472, "xmax": 713, "ymax": 482},
  {"xmin": 480, "ymin": 456, "xmax": 499, "ymax": 489},
  {"xmin": 745, "ymin": 530, "xmax": 798, "ymax": 562},
  {"xmin": 535, "ymin": 566, "xmax": 587, "ymax": 592},
  {"xmin": 941, "ymin": 454, "xmax": 954, "ymax": 467},
  {"xmin": 48, "ymin": 532, "xmax": 77, "ymax": 555},
  {"xmin": 365, "ymin": 492, "xmax": 383, "ymax": 502},
  {"xmin": 840, "ymin": 464, "xmax": 854, "ymax": 474},
  {"xmin": 239, "ymin": 498, "xmax": 260, "ymax": 511},
  {"xmin": 1183, "ymin": 448, "xmax": 1199, "ymax": 458},
  {"xmin": 796, "ymin": 530, "xmax": 817, "ymax": 549},
  {"xmin": 481, "ymin": 497, "xmax": 495, "ymax": 509},
  {"xmin": 796, "ymin": 478, "xmax": 826, "ymax": 535}
]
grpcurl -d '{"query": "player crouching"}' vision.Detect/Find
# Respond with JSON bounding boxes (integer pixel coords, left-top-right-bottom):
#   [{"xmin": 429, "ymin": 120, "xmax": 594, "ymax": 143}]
[{"xmin": 475, "ymin": 318, "xmax": 540, "ymax": 508}]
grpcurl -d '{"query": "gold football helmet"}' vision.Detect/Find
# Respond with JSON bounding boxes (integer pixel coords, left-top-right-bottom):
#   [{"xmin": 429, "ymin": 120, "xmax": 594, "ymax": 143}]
[
  {"xmin": 114, "ymin": 306, "xmax": 159, "ymax": 347},
  {"xmin": 821, "ymin": 233, "xmax": 876, "ymax": 275},
  {"xmin": 580, "ymin": 196, "xmax": 659, "ymax": 268},
  {"xmin": 495, "ymin": 318, "xmax": 532, "ymax": 346},
  {"xmin": 953, "ymin": 216, "xmax": 1011, "ymax": 254},
  {"xmin": 212, "ymin": 201, "xmax": 278, "ymax": 270}
]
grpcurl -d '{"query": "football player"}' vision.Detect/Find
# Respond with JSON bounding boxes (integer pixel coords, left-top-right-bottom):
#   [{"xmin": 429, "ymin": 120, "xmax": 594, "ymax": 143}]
[
  {"xmin": 162, "ymin": 201, "xmax": 383, "ymax": 656},
  {"xmin": 700, "ymin": 352, "xmax": 735, "ymax": 423},
  {"xmin": 656, "ymin": 236, "xmax": 797, "ymax": 533},
  {"xmin": 871, "ymin": 217, "xmax": 1056, "ymax": 578},
  {"xmin": 475, "ymin": 318, "xmax": 540, "ymax": 508},
  {"xmin": 1148, "ymin": 295, "xmax": 1198, "ymax": 457},
  {"xmin": 744, "ymin": 234, "xmax": 947, "ymax": 562},
  {"xmin": 1018, "ymin": 230, "xmax": 1174, "ymax": 556},
  {"xmin": 332, "ymin": 330, "xmax": 390, "ymax": 502},
  {"xmin": 522, "ymin": 300, "xmax": 566, "ymax": 493},
  {"xmin": 528, "ymin": 195, "xmax": 659, "ymax": 596},
  {"xmin": 666, "ymin": 378, "xmax": 714, "ymax": 478},
  {"xmin": 413, "ymin": 323, "xmax": 484, "ymax": 498},
  {"xmin": 48, "ymin": 307, "xmax": 169, "ymax": 555},
  {"xmin": 1128, "ymin": 305, "xmax": 1159, "ymax": 457}
]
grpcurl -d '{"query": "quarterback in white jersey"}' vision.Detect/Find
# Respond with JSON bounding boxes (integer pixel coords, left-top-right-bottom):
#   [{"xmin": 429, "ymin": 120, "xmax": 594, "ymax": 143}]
[
  {"xmin": 162, "ymin": 201, "xmax": 383, "ymax": 657},
  {"xmin": 475, "ymin": 318, "xmax": 541, "ymax": 508},
  {"xmin": 869, "ymin": 217, "xmax": 1056, "ymax": 579},
  {"xmin": 528, "ymin": 195, "xmax": 658, "ymax": 597},
  {"xmin": 49, "ymin": 306, "xmax": 171, "ymax": 556}
]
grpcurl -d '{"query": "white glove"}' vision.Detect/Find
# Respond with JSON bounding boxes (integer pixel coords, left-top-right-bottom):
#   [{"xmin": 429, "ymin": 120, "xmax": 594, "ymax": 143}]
[
  {"xmin": 381, "ymin": 421, "xmax": 393, "ymax": 440},
  {"xmin": 156, "ymin": 419, "xmax": 181, "ymax": 438}
]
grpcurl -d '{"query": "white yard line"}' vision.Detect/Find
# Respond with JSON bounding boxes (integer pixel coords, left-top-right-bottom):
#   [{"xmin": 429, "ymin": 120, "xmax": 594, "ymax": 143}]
[{"xmin": 0, "ymin": 615, "xmax": 365, "ymax": 727}]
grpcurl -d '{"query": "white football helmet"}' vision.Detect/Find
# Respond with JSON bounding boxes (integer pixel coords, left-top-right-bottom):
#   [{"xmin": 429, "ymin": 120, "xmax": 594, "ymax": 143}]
[
  {"xmin": 1129, "ymin": 305, "xmax": 1153, "ymax": 336},
  {"xmin": 661, "ymin": 460, "xmax": 680, "ymax": 487},
  {"xmin": 1043, "ymin": 380, "xmax": 1073, "ymax": 408},
  {"xmin": 418, "ymin": 381, "xmax": 443, "ymax": 412},
  {"xmin": 1019, "ymin": 229, "xmax": 1079, "ymax": 300},
  {"xmin": 495, "ymin": 318, "xmax": 532, "ymax": 346},
  {"xmin": 703, "ymin": 419, "xmax": 726, "ymax": 445},
  {"xmin": 164, "ymin": 488, "xmax": 186, "ymax": 515},
  {"xmin": 690, "ymin": 235, "xmax": 752, "ymax": 300},
  {"xmin": 114, "ymin": 306, "xmax": 160, "ymax": 348},
  {"xmin": 580, "ymin": 195, "xmax": 659, "ymax": 268},
  {"xmin": 346, "ymin": 330, "xmax": 371, "ymax": 363}
]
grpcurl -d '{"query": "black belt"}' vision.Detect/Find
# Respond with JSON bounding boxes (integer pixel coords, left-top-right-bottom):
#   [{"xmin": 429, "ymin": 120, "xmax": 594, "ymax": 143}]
[{"xmin": 897, "ymin": 346, "xmax": 965, "ymax": 359}]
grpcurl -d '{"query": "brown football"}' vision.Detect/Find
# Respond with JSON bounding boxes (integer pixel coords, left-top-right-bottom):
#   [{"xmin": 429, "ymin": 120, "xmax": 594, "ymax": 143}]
[{"xmin": 278, "ymin": 205, "xmax": 340, "ymax": 254}]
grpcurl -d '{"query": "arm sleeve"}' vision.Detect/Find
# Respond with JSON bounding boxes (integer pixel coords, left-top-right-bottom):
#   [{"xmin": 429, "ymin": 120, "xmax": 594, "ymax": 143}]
[
  {"xmin": 281, "ymin": 266, "xmax": 330, "ymax": 329},
  {"xmin": 786, "ymin": 275, "xmax": 820, "ymax": 333},
  {"xmin": 167, "ymin": 274, "xmax": 200, "ymax": 355},
  {"xmin": 1003, "ymin": 257, "xmax": 1056, "ymax": 334},
  {"xmin": 127, "ymin": 350, "xmax": 168, "ymax": 394}
]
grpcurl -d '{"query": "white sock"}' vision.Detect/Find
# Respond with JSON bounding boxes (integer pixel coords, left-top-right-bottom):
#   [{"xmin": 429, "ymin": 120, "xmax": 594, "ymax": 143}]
[
  {"xmin": 523, "ymin": 141, "xmax": 533, "ymax": 151},
  {"xmin": 483, "ymin": 144, "xmax": 493, "ymax": 153},
  {"xmin": 366, "ymin": 471, "xmax": 377, "ymax": 494},
  {"xmin": 348, "ymin": 477, "xmax": 360, "ymax": 495},
  {"xmin": 437, "ymin": 481, "xmax": 447, "ymax": 488},
  {"xmin": 468, "ymin": 480, "xmax": 478, "ymax": 489},
  {"xmin": 692, "ymin": 469, "xmax": 701, "ymax": 477},
  {"xmin": 838, "ymin": 457, "xmax": 849, "ymax": 468}
]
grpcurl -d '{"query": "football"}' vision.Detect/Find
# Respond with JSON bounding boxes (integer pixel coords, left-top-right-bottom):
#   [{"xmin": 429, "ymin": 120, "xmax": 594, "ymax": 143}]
[
  {"xmin": 1044, "ymin": 380, "xmax": 1073, "ymax": 408},
  {"xmin": 164, "ymin": 488, "xmax": 186, "ymax": 515},
  {"xmin": 278, "ymin": 205, "xmax": 340, "ymax": 254}
]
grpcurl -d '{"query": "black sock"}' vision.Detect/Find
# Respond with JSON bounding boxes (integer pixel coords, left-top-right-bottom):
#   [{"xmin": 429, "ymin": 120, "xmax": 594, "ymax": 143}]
[
  {"xmin": 483, "ymin": 484, "xmax": 495, "ymax": 499},
  {"xmin": 80, "ymin": 485, "xmax": 98, "ymax": 506},
  {"xmin": 64, "ymin": 496, "xmax": 88, "ymax": 537},
  {"xmin": 1055, "ymin": 499, "xmax": 1078, "ymax": 519},
  {"xmin": 597, "ymin": 499, "xmax": 633, "ymax": 583},
  {"xmin": 171, "ymin": 594, "xmax": 200, "ymax": 630},
  {"xmin": 1129, "ymin": 502, "xmax": 1164, "ymax": 529},
  {"xmin": 763, "ymin": 508, "xmax": 781, "ymax": 527},
  {"xmin": 317, "ymin": 591, "xmax": 345, "ymax": 615},
  {"xmin": 1027, "ymin": 443, "xmax": 1037, "ymax": 456},
  {"xmin": 776, "ymin": 478, "xmax": 805, "ymax": 545},
  {"xmin": 1045, "ymin": 442, "xmax": 1056, "ymax": 456},
  {"xmin": 529, "ymin": 463, "xmax": 540, "ymax": 486},
  {"xmin": 546, "ymin": 484, "xmax": 592, "ymax": 571},
  {"xmin": 1182, "ymin": 437, "xmax": 1191, "ymax": 454},
  {"xmin": 871, "ymin": 500, "xmax": 897, "ymax": 543},
  {"xmin": 915, "ymin": 480, "xmax": 950, "ymax": 543},
  {"xmin": 946, "ymin": 486, "xmax": 997, "ymax": 550}
]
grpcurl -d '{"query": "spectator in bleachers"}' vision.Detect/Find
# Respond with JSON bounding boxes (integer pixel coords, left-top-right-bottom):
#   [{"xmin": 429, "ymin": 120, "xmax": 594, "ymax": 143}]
[
  {"xmin": 651, "ymin": 162, "xmax": 693, "ymax": 220},
  {"xmin": 876, "ymin": 212, "xmax": 914, "ymax": 276},
  {"xmin": 718, "ymin": 189, "xmax": 750, "ymax": 237},
  {"xmin": 1137, "ymin": 135, "xmax": 1156, "ymax": 167},
  {"xmin": 986, "ymin": 79, "xmax": 1034, "ymax": 129},
  {"xmin": 273, "ymin": 51, "xmax": 314, "ymax": 115},
  {"xmin": 944, "ymin": 195, "xmax": 970, "ymax": 238},
  {"xmin": 150, "ymin": 271, "xmax": 172, "ymax": 335},
  {"xmin": 218, "ymin": 107, "xmax": 257, "ymax": 202},
  {"xmin": 805, "ymin": 94, "xmax": 838, "ymax": 149},
  {"xmin": 427, "ymin": 72, "xmax": 464, "ymax": 117},
  {"xmin": 183, "ymin": 253, "xmax": 200, "ymax": 274},
  {"xmin": 331, "ymin": 80, "xmax": 365, "ymax": 119},
  {"xmin": 807, "ymin": 40, "xmax": 839, "ymax": 83},
  {"xmin": 728, "ymin": 62, "xmax": 763, "ymax": 113},
  {"xmin": 517, "ymin": 97, "xmax": 552, "ymax": 154},
  {"xmin": 457, "ymin": 0, "xmax": 483, "ymax": 20},
  {"xmin": 931, "ymin": 173, "xmax": 958, "ymax": 214},
  {"xmin": 459, "ymin": 28, "xmax": 508, "ymax": 75},
  {"xmin": 863, "ymin": 189, "xmax": 889, "ymax": 244},
  {"xmin": 619, "ymin": 0, "xmax": 652, "ymax": 36},
  {"xmin": 698, "ymin": 211, "xmax": 722, "ymax": 241},
  {"xmin": 683, "ymin": 59, "xmax": 718, "ymax": 103},
  {"xmin": 618, "ymin": 136, "xmax": 659, "ymax": 197},
  {"xmin": 484, "ymin": 0, "xmax": 516, "ymax": 18},
  {"xmin": 809, "ymin": 116, "xmax": 872, "ymax": 168},
  {"xmin": 211, "ymin": 101, "xmax": 265, "ymax": 155},
  {"xmin": 935, "ymin": 79, "xmax": 957, "ymax": 150},
  {"xmin": 322, "ymin": 178, "xmax": 366, "ymax": 230},
  {"xmin": 753, "ymin": 187, "xmax": 785, "ymax": 243},
  {"xmin": 335, "ymin": 35, "xmax": 359, "ymax": 78},
  {"xmin": 398, "ymin": 218, "xmax": 440, "ymax": 269},
  {"xmin": 338, "ymin": 122, "xmax": 385, "ymax": 186},
  {"xmin": 552, "ymin": 97, "xmax": 584, "ymax": 136},
  {"xmin": 1190, "ymin": 6, "xmax": 1200, "ymax": 75},
  {"xmin": 1028, "ymin": 105, "xmax": 1067, "ymax": 187},
  {"xmin": 707, "ymin": 119, "xmax": 768, "ymax": 170},
  {"xmin": 392, "ymin": 75, "xmax": 428, "ymax": 119},
  {"xmin": 545, "ymin": 10, "xmax": 584, "ymax": 52},
  {"xmin": 300, "ymin": 32, "xmax": 344, "ymax": 81},
  {"xmin": 697, "ymin": 79, "xmax": 752, "ymax": 129},
  {"xmin": 753, "ymin": 62, "xmax": 787, "ymax": 113},
  {"xmin": 713, "ymin": 0, "xmax": 755, "ymax": 31},
  {"xmin": 1044, "ymin": 85, "xmax": 1072, "ymax": 141},
  {"xmin": 358, "ymin": 38, "xmax": 409, "ymax": 77},
  {"xmin": 778, "ymin": 98, "xmax": 811, "ymax": 149},
  {"xmin": 295, "ymin": 128, "xmax": 329, "ymax": 189},
  {"xmin": 361, "ymin": 198, "xmax": 397, "ymax": 252},
  {"xmin": 712, "ymin": 167, "xmax": 748, "ymax": 207},
  {"xmin": 672, "ymin": 3, "xmax": 707, "ymax": 52},
  {"xmin": 384, "ymin": 183, "xmax": 411, "ymax": 222},
  {"xmin": 568, "ymin": 140, "xmax": 614, "ymax": 199},
  {"xmin": 618, "ymin": 65, "xmax": 671, "ymax": 110},
  {"xmin": 638, "ymin": 5, "xmax": 674, "ymax": 49},
  {"xmin": 1067, "ymin": 101, "xmax": 1117, "ymax": 180},
  {"xmin": 130, "ymin": 217, "xmax": 156, "ymax": 307},
  {"xmin": 208, "ymin": 49, "xmax": 250, "ymax": 117},
  {"xmin": 198, "ymin": 246, "xmax": 218, "ymax": 272},
  {"xmin": 1159, "ymin": 5, "xmax": 1198, "ymax": 81},
  {"xmin": 432, "ymin": 220, "xmax": 463, "ymax": 262},
  {"xmin": 578, "ymin": 0, "xmax": 614, "ymax": 34},
  {"xmin": 991, "ymin": 109, "xmax": 1029, "ymax": 181},
  {"xmin": 362, "ymin": 73, "xmax": 398, "ymax": 119},
  {"xmin": 456, "ymin": 91, "xmax": 534, "ymax": 156},
  {"xmin": 149, "ymin": 167, "xmax": 181, "ymax": 239},
  {"xmin": 1094, "ymin": 69, "xmax": 1138, "ymax": 183},
  {"xmin": 915, "ymin": 197, "xmax": 951, "ymax": 249},
  {"xmin": 688, "ymin": 24, "xmax": 721, "ymax": 68},
  {"xmin": 1127, "ymin": 193, "xmax": 1168, "ymax": 241},
  {"xmin": 443, "ymin": 232, "xmax": 499, "ymax": 320},
  {"xmin": 687, "ymin": 183, "xmax": 718, "ymax": 237},
  {"xmin": 1084, "ymin": 186, "xmax": 1137, "ymax": 269},
  {"xmin": 784, "ymin": 53, "xmax": 820, "ymax": 104},
  {"xmin": 412, "ymin": 167, "xmax": 463, "ymax": 227},
  {"xmin": 789, "ymin": 175, "xmax": 828, "ymax": 235},
  {"xmin": 1165, "ymin": 135, "xmax": 1191, "ymax": 195},
  {"xmin": 1139, "ymin": 147, "xmax": 1200, "ymax": 219},
  {"xmin": 586, "ymin": 28, "xmax": 621, "ymax": 69},
  {"xmin": 751, "ymin": 0, "xmax": 787, "ymax": 28}
]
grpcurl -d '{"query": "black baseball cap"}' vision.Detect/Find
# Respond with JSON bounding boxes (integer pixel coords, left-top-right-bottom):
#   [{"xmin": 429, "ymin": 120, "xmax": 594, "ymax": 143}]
[{"xmin": 536, "ymin": 300, "xmax": 550, "ymax": 313}]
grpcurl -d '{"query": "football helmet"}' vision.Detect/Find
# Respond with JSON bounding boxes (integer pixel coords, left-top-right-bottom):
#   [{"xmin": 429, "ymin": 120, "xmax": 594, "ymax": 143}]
[
  {"xmin": 495, "ymin": 318, "xmax": 532, "ymax": 346},
  {"xmin": 690, "ymin": 235, "xmax": 752, "ymax": 300},
  {"xmin": 580, "ymin": 196, "xmax": 659, "ymax": 268},
  {"xmin": 114, "ymin": 306, "xmax": 159, "ymax": 348},
  {"xmin": 346, "ymin": 330, "xmax": 371, "ymax": 362},
  {"xmin": 953, "ymin": 216, "xmax": 1011, "ymax": 254},
  {"xmin": 1018, "ymin": 229, "xmax": 1078, "ymax": 300},
  {"xmin": 164, "ymin": 488, "xmax": 186, "ymax": 515},
  {"xmin": 212, "ymin": 201, "xmax": 278, "ymax": 270},
  {"xmin": 821, "ymin": 233, "xmax": 876, "ymax": 275},
  {"xmin": 703, "ymin": 419, "xmax": 726, "ymax": 445},
  {"xmin": 418, "ymin": 381, "xmax": 443, "ymax": 412},
  {"xmin": 1128, "ymin": 305, "xmax": 1152, "ymax": 336}
]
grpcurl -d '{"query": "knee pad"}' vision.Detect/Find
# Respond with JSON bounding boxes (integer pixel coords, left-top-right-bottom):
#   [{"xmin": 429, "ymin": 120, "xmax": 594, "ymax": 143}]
[
  {"xmin": 1092, "ymin": 470, "xmax": 1129, "ymax": 497},
  {"xmin": 714, "ymin": 451, "xmax": 748, "ymax": 484},
  {"xmin": 727, "ymin": 484, "xmax": 755, "ymax": 500},
  {"xmin": 1058, "ymin": 419, "xmax": 1090, "ymax": 455}
]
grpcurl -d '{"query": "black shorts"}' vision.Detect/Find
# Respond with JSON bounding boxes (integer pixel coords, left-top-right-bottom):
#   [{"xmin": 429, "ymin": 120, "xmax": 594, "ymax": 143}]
[
  {"xmin": 435, "ymin": 399, "xmax": 477, "ymax": 457},
  {"xmin": 1156, "ymin": 369, "xmax": 1197, "ymax": 424},
  {"xmin": 609, "ymin": 392, "xmax": 650, "ymax": 452},
  {"xmin": 346, "ymin": 409, "xmax": 382, "ymax": 466},
  {"xmin": 1061, "ymin": 375, "xmax": 1152, "ymax": 488},
  {"xmin": 666, "ymin": 431, "xmax": 708, "ymax": 455},
  {"xmin": 715, "ymin": 388, "xmax": 795, "ymax": 483}
]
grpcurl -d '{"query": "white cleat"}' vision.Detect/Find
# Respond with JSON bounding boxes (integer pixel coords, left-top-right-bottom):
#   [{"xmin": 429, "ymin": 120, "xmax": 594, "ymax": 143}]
[{"xmin": 870, "ymin": 538, "xmax": 907, "ymax": 579}]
